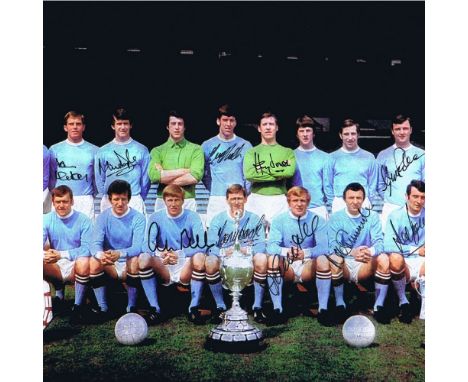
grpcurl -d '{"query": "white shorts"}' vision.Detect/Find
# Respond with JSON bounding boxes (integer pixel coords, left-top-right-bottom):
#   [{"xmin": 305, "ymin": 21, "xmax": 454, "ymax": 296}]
[
  {"xmin": 161, "ymin": 257, "xmax": 191, "ymax": 287},
  {"xmin": 43, "ymin": 189, "xmax": 52, "ymax": 214},
  {"xmin": 56, "ymin": 258, "xmax": 75, "ymax": 282},
  {"xmin": 101, "ymin": 194, "xmax": 146, "ymax": 215},
  {"xmin": 332, "ymin": 196, "xmax": 372, "ymax": 214},
  {"xmin": 154, "ymin": 198, "xmax": 197, "ymax": 213},
  {"xmin": 344, "ymin": 257, "xmax": 363, "ymax": 284},
  {"xmin": 290, "ymin": 258, "xmax": 312, "ymax": 283},
  {"xmin": 380, "ymin": 202, "xmax": 402, "ymax": 232},
  {"xmin": 245, "ymin": 193, "xmax": 288, "ymax": 225},
  {"xmin": 308, "ymin": 205, "xmax": 329, "ymax": 220},
  {"xmin": 52, "ymin": 195, "xmax": 95, "ymax": 220},
  {"xmin": 112, "ymin": 261, "xmax": 127, "ymax": 280},
  {"xmin": 405, "ymin": 255, "xmax": 425, "ymax": 282},
  {"xmin": 205, "ymin": 196, "xmax": 228, "ymax": 227}
]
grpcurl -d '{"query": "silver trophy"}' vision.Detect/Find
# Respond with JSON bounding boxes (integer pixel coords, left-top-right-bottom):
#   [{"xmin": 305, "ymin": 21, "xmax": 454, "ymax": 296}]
[{"xmin": 207, "ymin": 211, "xmax": 263, "ymax": 350}]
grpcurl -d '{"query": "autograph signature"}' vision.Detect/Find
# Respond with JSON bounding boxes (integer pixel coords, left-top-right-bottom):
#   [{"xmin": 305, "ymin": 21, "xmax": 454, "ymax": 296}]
[
  {"xmin": 99, "ymin": 149, "xmax": 138, "ymax": 177},
  {"xmin": 252, "ymin": 152, "xmax": 291, "ymax": 175}
]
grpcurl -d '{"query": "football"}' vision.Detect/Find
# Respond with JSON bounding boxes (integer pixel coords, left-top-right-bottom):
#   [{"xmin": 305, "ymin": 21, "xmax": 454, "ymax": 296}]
[
  {"xmin": 115, "ymin": 313, "xmax": 148, "ymax": 345},
  {"xmin": 342, "ymin": 315, "xmax": 376, "ymax": 348},
  {"xmin": 43, "ymin": 280, "xmax": 53, "ymax": 330}
]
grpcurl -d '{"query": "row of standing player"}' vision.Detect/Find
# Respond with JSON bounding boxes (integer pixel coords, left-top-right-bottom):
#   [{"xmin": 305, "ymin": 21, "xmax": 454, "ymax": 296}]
[
  {"xmin": 43, "ymin": 176, "xmax": 425, "ymax": 326},
  {"xmin": 42, "ymin": 106, "xmax": 425, "ymax": 234}
]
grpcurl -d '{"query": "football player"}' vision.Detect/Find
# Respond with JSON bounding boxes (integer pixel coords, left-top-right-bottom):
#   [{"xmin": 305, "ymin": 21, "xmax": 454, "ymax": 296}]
[
  {"xmin": 328, "ymin": 182, "xmax": 390, "ymax": 324},
  {"xmin": 43, "ymin": 145, "xmax": 52, "ymax": 213}
]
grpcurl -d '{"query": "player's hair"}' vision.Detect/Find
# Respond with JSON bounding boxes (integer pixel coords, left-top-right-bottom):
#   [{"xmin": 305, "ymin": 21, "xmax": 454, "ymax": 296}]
[
  {"xmin": 112, "ymin": 107, "xmax": 133, "ymax": 125},
  {"xmin": 259, "ymin": 112, "xmax": 278, "ymax": 126},
  {"xmin": 162, "ymin": 184, "xmax": 185, "ymax": 200},
  {"xmin": 393, "ymin": 114, "xmax": 411, "ymax": 125},
  {"xmin": 343, "ymin": 182, "xmax": 366, "ymax": 200},
  {"xmin": 51, "ymin": 185, "xmax": 74, "ymax": 201},
  {"xmin": 168, "ymin": 110, "xmax": 185, "ymax": 123},
  {"xmin": 226, "ymin": 184, "xmax": 247, "ymax": 198},
  {"xmin": 406, "ymin": 180, "xmax": 425, "ymax": 195},
  {"xmin": 286, "ymin": 186, "xmax": 311, "ymax": 204},
  {"xmin": 340, "ymin": 118, "xmax": 360, "ymax": 134},
  {"xmin": 295, "ymin": 114, "xmax": 317, "ymax": 130},
  {"xmin": 63, "ymin": 111, "xmax": 85, "ymax": 125},
  {"xmin": 107, "ymin": 180, "xmax": 132, "ymax": 200},
  {"xmin": 217, "ymin": 104, "xmax": 237, "ymax": 119}
]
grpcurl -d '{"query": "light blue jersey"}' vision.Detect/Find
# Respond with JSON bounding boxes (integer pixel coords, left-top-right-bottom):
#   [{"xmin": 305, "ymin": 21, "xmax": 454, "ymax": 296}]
[
  {"xmin": 49, "ymin": 139, "xmax": 99, "ymax": 196},
  {"xmin": 384, "ymin": 206, "xmax": 425, "ymax": 256},
  {"xmin": 328, "ymin": 208, "xmax": 384, "ymax": 258},
  {"xmin": 208, "ymin": 210, "xmax": 266, "ymax": 256},
  {"xmin": 92, "ymin": 207, "xmax": 146, "ymax": 261},
  {"xmin": 377, "ymin": 144, "xmax": 425, "ymax": 206},
  {"xmin": 267, "ymin": 211, "xmax": 329, "ymax": 258},
  {"xmin": 294, "ymin": 147, "xmax": 329, "ymax": 208},
  {"xmin": 43, "ymin": 145, "xmax": 50, "ymax": 191},
  {"xmin": 324, "ymin": 148, "xmax": 378, "ymax": 206},
  {"xmin": 202, "ymin": 135, "xmax": 252, "ymax": 196},
  {"xmin": 143, "ymin": 209, "xmax": 207, "ymax": 258},
  {"xmin": 95, "ymin": 138, "xmax": 150, "ymax": 199},
  {"xmin": 43, "ymin": 210, "xmax": 93, "ymax": 260}
]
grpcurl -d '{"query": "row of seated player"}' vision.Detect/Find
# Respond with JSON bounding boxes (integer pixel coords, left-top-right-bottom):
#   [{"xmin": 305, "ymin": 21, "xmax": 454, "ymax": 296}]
[{"xmin": 43, "ymin": 179, "xmax": 425, "ymax": 327}]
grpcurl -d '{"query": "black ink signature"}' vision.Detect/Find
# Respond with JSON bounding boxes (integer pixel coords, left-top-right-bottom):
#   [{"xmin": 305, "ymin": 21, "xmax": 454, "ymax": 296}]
[
  {"xmin": 209, "ymin": 143, "xmax": 246, "ymax": 164},
  {"xmin": 147, "ymin": 222, "xmax": 215, "ymax": 253},
  {"xmin": 55, "ymin": 159, "xmax": 89, "ymax": 182},
  {"xmin": 217, "ymin": 215, "xmax": 265, "ymax": 248},
  {"xmin": 381, "ymin": 148, "xmax": 425, "ymax": 196},
  {"xmin": 333, "ymin": 207, "xmax": 372, "ymax": 257},
  {"xmin": 291, "ymin": 214, "xmax": 319, "ymax": 250},
  {"xmin": 99, "ymin": 149, "xmax": 138, "ymax": 177},
  {"xmin": 389, "ymin": 207, "xmax": 425, "ymax": 256},
  {"xmin": 252, "ymin": 152, "xmax": 291, "ymax": 175}
]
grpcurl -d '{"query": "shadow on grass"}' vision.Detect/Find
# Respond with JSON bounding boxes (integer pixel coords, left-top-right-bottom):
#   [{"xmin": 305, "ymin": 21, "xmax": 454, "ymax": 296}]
[
  {"xmin": 261, "ymin": 326, "xmax": 288, "ymax": 338},
  {"xmin": 204, "ymin": 338, "xmax": 268, "ymax": 354},
  {"xmin": 44, "ymin": 327, "xmax": 81, "ymax": 343},
  {"xmin": 115, "ymin": 338, "xmax": 158, "ymax": 347}
]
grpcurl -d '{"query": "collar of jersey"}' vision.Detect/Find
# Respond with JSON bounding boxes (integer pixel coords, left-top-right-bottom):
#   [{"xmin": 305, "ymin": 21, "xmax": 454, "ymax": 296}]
[
  {"xmin": 297, "ymin": 146, "xmax": 317, "ymax": 152},
  {"xmin": 165, "ymin": 208, "xmax": 185, "ymax": 219},
  {"xmin": 112, "ymin": 138, "xmax": 133, "ymax": 145},
  {"xmin": 65, "ymin": 139, "xmax": 85, "ymax": 146},
  {"xmin": 111, "ymin": 207, "xmax": 131, "ymax": 218},
  {"xmin": 57, "ymin": 209, "xmax": 74, "ymax": 220},
  {"xmin": 288, "ymin": 210, "xmax": 309, "ymax": 220},
  {"xmin": 217, "ymin": 134, "xmax": 237, "ymax": 143},
  {"xmin": 340, "ymin": 147, "xmax": 360, "ymax": 154},
  {"xmin": 168, "ymin": 138, "xmax": 187, "ymax": 148}
]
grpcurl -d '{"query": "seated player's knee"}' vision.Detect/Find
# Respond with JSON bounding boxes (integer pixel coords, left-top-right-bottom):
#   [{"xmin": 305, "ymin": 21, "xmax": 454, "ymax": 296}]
[
  {"xmin": 89, "ymin": 256, "xmax": 103, "ymax": 272},
  {"xmin": 328, "ymin": 253, "xmax": 344, "ymax": 272},
  {"xmin": 127, "ymin": 256, "xmax": 140, "ymax": 273},
  {"xmin": 376, "ymin": 253, "xmax": 390, "ymax": 270},
  {"xmin": 253, "ymin": 253, "xmax": 268, "ymax": 268},
  {"xmin": 316, "ymin": 255, "xmax": 330, "ymax": 272},
  {"xmin": 191, "ymin": 252, "xmax": 206, "ymax": 270},
  {"xmin": 267, "ymin": 254, "xmax": 282, "ymax": 270},
  {"xmin": 74, "ymin": 256, "xmax": 90, "ymax": 275},
  {"xmin": 205, "ymin": 254, "xmax": 220, "ymax": 272},
  {"xmin": 138, "ymin": 252, "xmax": 152, "ymax": 269},
  {"xmin": 389, "ymin": 252, "xmax": 405, "ymax": 270}
]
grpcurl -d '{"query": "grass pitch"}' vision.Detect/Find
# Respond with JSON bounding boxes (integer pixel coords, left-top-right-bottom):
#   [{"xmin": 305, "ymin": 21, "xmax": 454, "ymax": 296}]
[{"xmin": 44, "ymin": 286, "xmax": 425, "ymax": 382}]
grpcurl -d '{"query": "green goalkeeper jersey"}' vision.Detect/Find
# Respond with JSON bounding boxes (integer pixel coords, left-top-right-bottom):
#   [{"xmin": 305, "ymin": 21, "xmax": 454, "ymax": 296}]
[{"xmin": 243, "ymin": 143, "xmax": 296, "ymax": 195}]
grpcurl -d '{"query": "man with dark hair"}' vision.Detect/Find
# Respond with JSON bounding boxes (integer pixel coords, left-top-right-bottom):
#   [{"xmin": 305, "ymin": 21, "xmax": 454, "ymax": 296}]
[
  {"xmin": 208, "ymin": 184, "xmax": 268, "ymax": 323},
  {"xmin": 325, "ymin": 119, "xmax": 378, "ymax": 213},
  {"xmin": 149, "ymin": 110, "xmax": 204, "ymax": 212},
  {"xmin": 49, "ymin": 111, "xmax": 99, "ymax": 219},
  {"xmin": 377, "ymin": 114, "xmax": 425, "ymax": 231},
  {"xmin": 89, "ymin": 179, "xmax": 146, "ymax": 321},
  {"xmin": 328, "ymin": 182, "xmax": 390, "ymax": 324},
  {"xmin": 95, "ymin": 107, "xmax": 150, "ymax": 214},
  {"xmin": 384, "ymin": 180, "xmax": 425, "ymax": 324},
  {"xmin": 43, "ymin": 185, "xmax": 93, "ymax": 324},
  {"xmin": 243, "ymin": 112, "xmax": 296, "ymax": 226},
  {"xmin": 201, "ymin": 104, "xmax": 253, "ymax": 227},
  {"xmin": 293, "ymin": 114, "xmax": 329, "ymax": 219}
]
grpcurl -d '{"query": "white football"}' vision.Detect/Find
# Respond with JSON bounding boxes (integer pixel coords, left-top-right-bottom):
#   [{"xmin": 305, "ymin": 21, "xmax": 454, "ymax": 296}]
[
  {"xmin": 115, "ymin": 313, "xmax": 148, "ymax": 345},
  {"xmin": 342, "ymin": 315, "xmax": 376, "ymax": 348},
  {"xmin": 43, "ymin": 280, "xmax": 53, "ymax": 330}
]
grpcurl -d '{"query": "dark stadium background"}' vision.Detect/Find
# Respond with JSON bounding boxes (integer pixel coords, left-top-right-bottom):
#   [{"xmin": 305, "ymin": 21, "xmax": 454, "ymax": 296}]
[{"xmin": 43, "ymin": 1, "xmax": 424, "ymax": 154}]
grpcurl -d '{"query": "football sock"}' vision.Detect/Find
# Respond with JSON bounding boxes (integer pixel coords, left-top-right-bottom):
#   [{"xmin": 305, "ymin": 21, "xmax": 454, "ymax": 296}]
[
  {"xmin": 267, "ymin": 268, "xmax": 283, "ymax": 313},
  {"xmin": 55, "ymin": 288, "xmax": 64, "ymax": 300},
  {"xmin": 391, "ymin": 269, "xmax": 409, "ymax": 305},
  {"xmin": 74, "ymin": 274, "xmax": 90, "ymax": 306},
  {"xmin": 206, "ymin": 271, "xmax": 226, "ymax": 310},
  {"xmin": 139, "ymin": 268, "xmax": 160, "ymax": 312},
  {"xmin": 332, "ymin": 271, "xmax": 346, "ymax": 308},
  {"xmin": 90, "ymin": 271, "xmax": 108, "ymax": 312},
  {"xmin": 316, "ymin": 270, "xmax": 332, "ymax": 312},
  {"xmin": 125, "ymin": 272, "xmax": 140, "ymax": 311},
  {"xmin": 374, "ymin": 271, "xmax": 391, "ymax": 310},
  {"xmin": 252, "ymin": 271, "xmax": 267, "ymax": 310},
  {"xmin": 189, "ymin": 270, "xmax": 205, "ymax": 311}
]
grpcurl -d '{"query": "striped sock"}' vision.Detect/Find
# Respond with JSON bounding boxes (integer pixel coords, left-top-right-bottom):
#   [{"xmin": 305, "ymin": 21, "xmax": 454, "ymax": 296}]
[
  {"xmin": 253, "ymin": 271, "xmax": 267, "ymax": 310},
  {"xmin": 267, "ymin": 268, "xmax": 283, "ymax": 312},
  {"xmin": 391, "ymin": 269, "xmax": 409, "ymax": 305},
  {"xmin": 332, "ymin": 271, "xmax": 346, "ymax": 308},
  {"xmin": 139, "ymin": 268, "xmax": 160, "ymax": 312},
  {"xmin": 125, "ymin": 272, "xmax": 140, "ymax": 311},
  {"xmin": 189, "ymin": 270, "xmax": 205, "ymax": 311},
  {"xmin": 374, "ymin": 270, "xmax": 391, "ymax": 310},
  {"xmin": 206, "ymin": 271, "xmax": 226, "ymax": 310},
  {"xmin": 316, "ymin": 270, "xmax": 332, "ymax": 312},
  {"xmin": 90, "ymin": 271, "xmax": 108, "ymax": 312},
  {"xmin": 74, "ymin": 273, "xmax": 90, "ymax": 306}
]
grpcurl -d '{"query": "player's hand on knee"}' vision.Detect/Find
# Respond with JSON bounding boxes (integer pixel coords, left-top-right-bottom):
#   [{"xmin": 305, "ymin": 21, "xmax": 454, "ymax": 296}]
[
  {"xmin": 44, "ymin": 249, "xmax": 61, "ymax": 264},
  {"xmin": 418, "ymin": 246, "xmax": 425, "ymax": 257}
]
